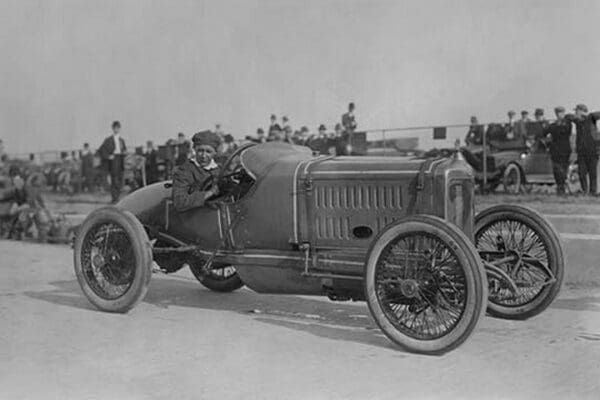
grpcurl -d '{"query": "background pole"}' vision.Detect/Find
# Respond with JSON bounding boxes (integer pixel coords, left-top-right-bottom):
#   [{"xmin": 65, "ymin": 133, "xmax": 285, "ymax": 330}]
[{"xmin": 482, "ymin": 124, "xmax": 488, "ymax": 194}]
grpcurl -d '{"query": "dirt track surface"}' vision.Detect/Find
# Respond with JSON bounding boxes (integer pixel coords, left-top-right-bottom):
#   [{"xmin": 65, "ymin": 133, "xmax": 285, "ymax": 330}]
[{"xmin": 1, "ymin": 240, "xmax": 599, "ymax": 400}]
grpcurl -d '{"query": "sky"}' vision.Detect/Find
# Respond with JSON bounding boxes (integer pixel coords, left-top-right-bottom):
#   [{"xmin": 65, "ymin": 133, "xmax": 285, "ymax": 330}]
[{"xmin": 1, "ymin": 0, "xmax": 600, "ymax": 154}]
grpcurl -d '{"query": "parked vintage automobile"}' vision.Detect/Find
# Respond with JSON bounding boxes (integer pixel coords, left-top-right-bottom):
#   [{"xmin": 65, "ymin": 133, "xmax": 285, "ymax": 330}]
[
  {"xmin": 73, "ymin": 142, "xmax": 564, "ymax": 354},
  {"xmin": 503, "ymin": 141, "xmax": 578, "ymax": 194}
]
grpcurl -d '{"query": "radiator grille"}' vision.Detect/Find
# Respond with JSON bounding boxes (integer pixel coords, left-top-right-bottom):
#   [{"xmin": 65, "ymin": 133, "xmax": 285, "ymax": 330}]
[
  {"xmin": 312, "ymin": 183, "xmax": 406, "ymax": 243},
  {"xmin": 314, "ymin": 184, "xmax": 404, "ymax": 210}
]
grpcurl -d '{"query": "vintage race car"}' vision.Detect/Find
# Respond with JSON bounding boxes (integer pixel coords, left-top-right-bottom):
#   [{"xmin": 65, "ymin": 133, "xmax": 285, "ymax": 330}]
[{"xmin": 73, "ymin": 142, "xmax": 564, "ymax": 354}]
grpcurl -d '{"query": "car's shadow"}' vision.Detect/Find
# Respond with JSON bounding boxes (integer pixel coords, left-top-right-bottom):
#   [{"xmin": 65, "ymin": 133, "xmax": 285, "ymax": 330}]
[
  {"xmin": 25, "ymin": 275, "xmax": 400, "ymax": 352},
  {"xmin": 550, "ymin": 296, "xmax": 600, "ymax": 312}
]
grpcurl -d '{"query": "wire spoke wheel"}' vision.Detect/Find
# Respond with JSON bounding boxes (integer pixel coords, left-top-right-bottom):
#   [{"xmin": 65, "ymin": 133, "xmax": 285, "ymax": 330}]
[
  {"xmin": 376, "ymin": 232, "xmax": 467, "ymax": 340},
  {"xmin": 503, "ymin": 164, "xmax": 521, "ymax": 194},
  {"xmin": 74, "ymin": 207, "xmax": 152, "ymax": 313},
  {"xmin": 475, "ymin": 205, "xmax": 564, "ymax": 320},
  {"xmin": 476, "ymin": 220, "xmax": 550, "ymax": 307},
  {"xmin": 81, "ymin": 222, "xmax": 136, "ymax": 300},
  {"xmin": 365, "ymin": 215, "xmax": 486, "ymax": 354}
]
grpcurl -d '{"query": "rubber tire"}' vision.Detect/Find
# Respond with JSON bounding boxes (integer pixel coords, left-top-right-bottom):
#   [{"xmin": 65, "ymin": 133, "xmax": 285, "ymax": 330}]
[
  {"xmin": 475, "ymin": 204, "xmax": 564, "ymax": 320},
  {"xmin": 364, "ymin": 215, "xmax": 488, "ymax": 355},
  {"xmin": 73, "ymin": 206, "xmax": 153, "ymax": 313},
  {"xmin": 567, "ymin": 164, "xmax": 580, "ymax": 194},
  {"xmin": 503, "ymin": 163, "xmax": 522, "ymax": 194},
  {"xmin": 189, "ymin": 263, "xmax": 244, "ymax": 293}
]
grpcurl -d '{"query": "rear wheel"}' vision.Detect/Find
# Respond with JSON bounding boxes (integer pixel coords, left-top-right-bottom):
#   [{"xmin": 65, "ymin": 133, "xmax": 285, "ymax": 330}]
[
  {"xmin": 475, "ymin": 205, "xmax": 564, "ymax": 319},
  {"xmin": 364, "ymin": 215, "xmax": 487, "ymax": 355},
  {"xmin": 189, "ymin": 263, "xmax": 244, "ymax": 292},
  {"xmin": 73, "ymin": 207, "xmax": 152, "ymax": 312}
]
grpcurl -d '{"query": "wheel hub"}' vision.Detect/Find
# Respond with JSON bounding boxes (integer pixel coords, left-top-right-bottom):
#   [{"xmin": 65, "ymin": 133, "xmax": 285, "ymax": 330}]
[
  {"xmin": 92, "ymin": 254, "xmax": 105, "ymax": 268},
  {"xmin": 400, "ymin": 279, "xmax": 420, "ymax": 298},
  {"xmin": 108, "ymin": 251, "xmax": 120, "ymax": 263}
]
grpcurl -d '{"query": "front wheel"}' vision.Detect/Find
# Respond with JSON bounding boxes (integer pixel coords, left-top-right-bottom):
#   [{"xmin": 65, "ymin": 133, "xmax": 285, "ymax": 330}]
[
  {"xmin": 475, "ymin": 204, "xmax": 564, "ymax": 319},
  {"xmin": 73, "ymin": 207, "xmax": 152, "ymax": 312},
  {"xmin": 364, "ymin": 215, "xmax": 487, "ymax": 355},
  {"xmin": 503, "ymin": 164, "xmax": 523, "ymax": 194}
]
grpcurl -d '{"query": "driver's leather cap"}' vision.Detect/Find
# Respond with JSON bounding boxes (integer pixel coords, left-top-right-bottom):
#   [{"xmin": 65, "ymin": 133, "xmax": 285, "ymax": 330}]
[{"xmin": 192, "ymin": 130, "xmax": 220, "ymax": 150}]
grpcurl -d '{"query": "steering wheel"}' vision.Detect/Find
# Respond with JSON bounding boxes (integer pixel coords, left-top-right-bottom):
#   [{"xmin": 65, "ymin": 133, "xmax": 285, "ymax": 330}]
[
  {"xmin": 220, "ymin": 164, "xmax": 245, "ymax": 181},
  {"xmin": 209, "ymin": 143, "xmax": 256, "ymax": 202},
  {"xmin": 217, "ymin": 143, "xmax": 256, "ymax": 184}
]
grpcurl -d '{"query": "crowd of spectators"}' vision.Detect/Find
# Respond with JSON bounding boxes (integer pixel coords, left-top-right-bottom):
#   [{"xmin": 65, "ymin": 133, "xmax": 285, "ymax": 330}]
[
  {"xmin": 82, "ymin": 102, "xmax": 360, "ymax": 201},
  {"xmin": 245, "ymin": 102, "xmax": 358, "ymax": 155},
  {"xmin": 4, "ymin": 100, "xmax": 600, "ymax": 206}
]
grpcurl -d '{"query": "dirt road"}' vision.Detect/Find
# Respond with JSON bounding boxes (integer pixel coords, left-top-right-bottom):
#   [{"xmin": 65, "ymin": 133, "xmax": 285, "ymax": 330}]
[{"xmin": 1, "ymin": 240, "xmax": 599, "ymax": 400}]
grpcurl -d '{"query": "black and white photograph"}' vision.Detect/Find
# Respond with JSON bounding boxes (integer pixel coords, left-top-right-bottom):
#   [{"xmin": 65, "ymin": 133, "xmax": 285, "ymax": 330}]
[{"xmin": 1, "ymin": 1, "xmax": 599, "ymax": 399}]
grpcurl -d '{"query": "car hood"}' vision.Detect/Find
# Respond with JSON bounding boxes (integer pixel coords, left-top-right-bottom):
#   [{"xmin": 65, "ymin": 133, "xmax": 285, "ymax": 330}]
[
  {"xmin": 240, "ymin": 143, "xmax": 313, "ymax": 180},
  {"xmin": 304, "ymin": 156, "xmax": 426, "ymax": 176}
]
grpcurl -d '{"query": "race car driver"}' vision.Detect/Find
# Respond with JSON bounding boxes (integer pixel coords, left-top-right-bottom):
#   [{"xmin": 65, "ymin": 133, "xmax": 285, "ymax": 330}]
[{"xmin": 172, "ymin": 130, "xmax": 222, "ymax": 212}]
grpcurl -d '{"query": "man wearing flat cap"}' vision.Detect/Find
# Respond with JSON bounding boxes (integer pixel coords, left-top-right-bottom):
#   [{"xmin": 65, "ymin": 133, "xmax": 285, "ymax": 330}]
[
  {"xmin": 172, "ymin": 130, "xmax": 222, "ymax": 212},
  {"xmin": 514, "ymin": 110, "xmax": 530, "ymax": 145},
  {"xmin": 98, "ymin": 120, "xmax": 127, "ymax": 203},
  {"xmin": 546, "ymin": 107, "xmax": 572, "ymax": 195},
  {"xmin": 566, "ymin": 104, "xmax": 600, "ymax": 194},
  {"xmin": 526, "ymin": 108, "xmax": 548, "ymax": 147}
]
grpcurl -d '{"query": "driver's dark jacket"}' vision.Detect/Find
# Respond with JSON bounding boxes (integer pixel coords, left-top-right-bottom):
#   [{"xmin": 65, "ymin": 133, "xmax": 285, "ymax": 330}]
[{"xmin": 172, "ymin": 159, "xmax": 221, "ymax": 212}]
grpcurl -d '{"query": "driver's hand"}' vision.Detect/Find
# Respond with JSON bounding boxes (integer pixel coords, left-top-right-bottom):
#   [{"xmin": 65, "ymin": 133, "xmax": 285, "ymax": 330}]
[{"xmin": 204, "ymin": 185, "xmax": 219, "ymax": 200}]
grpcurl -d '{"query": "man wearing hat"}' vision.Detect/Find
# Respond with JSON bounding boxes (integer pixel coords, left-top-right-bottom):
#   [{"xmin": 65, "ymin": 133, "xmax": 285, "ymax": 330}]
[
  {"xmin": 172, "ymin": 130, "xmax": 222, "ymax": 212},
  {"xmin": 465, "ymin": 116, "xmax": 484, "ymax": 146},
  {"xmin": 503, "ymin": 110, "xmax": 516, "ymax": 140},
  {"xmin": 268, "ymin": 114, "xmax": 282, "ymax": 139},
  {"xmin": 342, "ymin": 102, "xmax": 357, "ymax": 134},
  {"xmin": 566, "ymin": 104, "xmax": 600, "ymax": 194},
  {"xmin": 252, "ymin": 128, "xmax": 267, "ymax": 144},
  {"xmin": 308, "ymin": 124, "xmax": 329, "ymax": 155},
  {"xmin": 526, "ymin": 108, "xmax": 548, "ymax": 147},
  {"xmin": 514, "ymin": 110, "xmax": 530, "ymax": 144},
  {"xmin": 291, "ymin": 126, "xmax": 310, "ymax": 146},
  {"xmin": 175, "ymin": 132, "xmax": 191, "ymax": 167},
  {"xmin": 144, "ymin": 141, "xmax": 159, "ymax": 185},
  {"xmin": 98, "ymin": 120, "xmax": 127, "ymax": 203},
  {"xmin": 546, "ymin": 107, "xmax": 572, "ymax": 195},
  {"xmin": 282, "ymin": 116, "xmax": 291, "ymax": 133}
]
